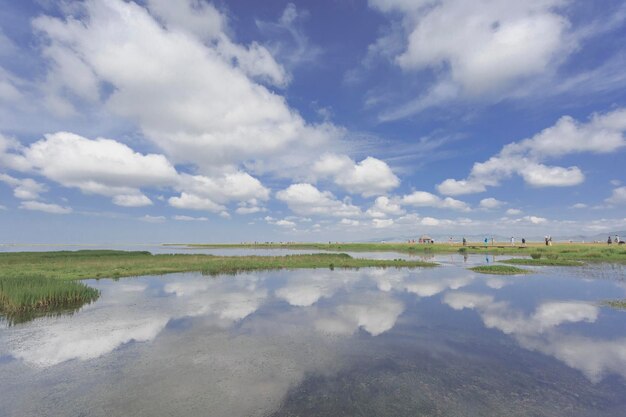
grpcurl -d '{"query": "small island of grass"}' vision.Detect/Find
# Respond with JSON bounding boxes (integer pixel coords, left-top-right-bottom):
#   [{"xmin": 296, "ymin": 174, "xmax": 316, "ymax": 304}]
[{"xmin": 469, "ymin": 265, "xmax": 531, "ymax": 275}]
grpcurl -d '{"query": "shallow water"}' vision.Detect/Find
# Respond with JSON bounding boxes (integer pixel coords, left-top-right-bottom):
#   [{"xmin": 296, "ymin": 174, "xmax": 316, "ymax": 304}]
[{"xmin": 1, "ymin": 258, "xmax": 626, "ymax": 416}]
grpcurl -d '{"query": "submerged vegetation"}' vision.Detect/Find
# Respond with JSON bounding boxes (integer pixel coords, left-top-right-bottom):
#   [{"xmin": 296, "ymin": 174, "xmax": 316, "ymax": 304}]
[
  {"xmin": 499, "ymin": 258, "xmax": 584, "ymax": 266},
  {"xmin": 0, "ymin": 250, "xmax": 437, "ymax": 320},
  {"xmin": 469, "ymin": 265, "xmax": 531, "ymax": 275},
  {"xmin": 175, "ymin": 242, "xmax": 626, "ymax": 263},
  {"xmin": 602, "ymin": 300, "xmax": 626, "ymax": 310}
]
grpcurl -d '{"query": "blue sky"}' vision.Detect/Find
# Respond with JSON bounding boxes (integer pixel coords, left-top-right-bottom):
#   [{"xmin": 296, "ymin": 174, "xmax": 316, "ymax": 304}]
[{"xmin": 0, "ymin": 0, "xmax": 625, "ymax": 243}]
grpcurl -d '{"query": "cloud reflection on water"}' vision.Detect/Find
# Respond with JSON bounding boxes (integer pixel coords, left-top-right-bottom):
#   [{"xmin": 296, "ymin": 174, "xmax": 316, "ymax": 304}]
[{"xmin": 443, "ymin": 291, "xmax": 626, "ymax": 382}]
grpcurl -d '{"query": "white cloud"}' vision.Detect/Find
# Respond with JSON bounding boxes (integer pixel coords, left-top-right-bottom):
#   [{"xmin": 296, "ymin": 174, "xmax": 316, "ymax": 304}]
[
  {"xmin": 520, "ymin": 164, "xmax": 584, "ymax": 187},
  {"xmin": 515, "ymin": 215, "xmax": 547, "ymax": 225},
  {"xmin": 0, "ymin": 174, "xmax": 47, "ymax": 200},
  {"xmin": 22, "ymin": 132, "xmax": 178, "ymax": 201},
  {"xmin": 370, "ymin": 0, "xmax": 575, "ymax": 117},
  {"xmin": 340, "ymin": 218, "xmax": 360, "ymax": 226},
  {"xmin": 505, "ymin": 208, "xmax": 523, "ymax": 215},
  {"xmin": 276, "ymin": 183, "xmax": 362, "ymax": 218},
  {"xmin": 313, "ymin": 154, "xmax": 400, "ymax": 196},
  {"xmin": 112, "ymin": 194, "xmax": 152, "ymax": 207},
  {"xmin": 19, "ymin": 200, "xmax": 72, "ymax": 214},
  {"xmin": 606, "ymin": 186, "xmax": 626, "ymax": 205},
  {"xmin": 168, "ymin": 193, "xmax": 226, "ymax": 213},
  {"xmin": 173, "ymin": 215, "xmax": 208, "ymax": 222},
  {"xmin": 265, "ymin": 216, "xmax": 296, "ymax": 228},
  {"xmin": 32, "ymin": 0, "xmax": 338, "ymax": 175},
  {"xmin": 372, "ymin": 218, "xmax": 394, "ymax": 228},
  {"xmin": 0, "ymin": 134, "xmax": 26, "ymax": 170},
  {"xmin": 420, "ymin": 216, "xmax": 440, "ymax": 226},
  {"xmin": 276, "ymin": 219, "xmax": 296, "ymax": 228},
  {"xmin": 235, "ymin": 205, "xmax": 265, "ymax": 215},
  {"xmin": 438, "ymin": 109, "xmax": 626, "ymax": 195},
  {"xmin": 571, "ymin": 203, "xmax": 587, "ymax": 209},
  {"xmin": 479, "ymin": 197, "xmax": 504, "ymax": 209},
  {"xmin": 436, "ymin": 179, "xmax": 486, "ymax": 195},
  {"xmin": 176, "ymin": 172, "xmax": 270, "ymax": 205},
  {"xmin": 401, "ymin": 190, "xmax": 470, "ymax": 211},
  {"xmin": 366, "ymin": 196, "xmax": 405, "ymax": 218}
]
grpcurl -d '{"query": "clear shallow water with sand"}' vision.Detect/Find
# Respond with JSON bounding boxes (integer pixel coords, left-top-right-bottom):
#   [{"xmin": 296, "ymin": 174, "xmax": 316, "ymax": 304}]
[{"xmin": 1, "ymin": 257, "xmax": 626, "ymax": 416}]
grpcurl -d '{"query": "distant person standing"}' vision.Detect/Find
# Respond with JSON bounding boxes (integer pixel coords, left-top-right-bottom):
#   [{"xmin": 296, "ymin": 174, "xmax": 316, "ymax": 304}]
[
  {"xmin": 484, "ymin": 237, "xmax": 488, "ymax": 248},
  {"xmin": 510, "ymin": 237, "xmax": 515, "ymax": 246},
  {"xmin": 462, "ymin": 237, "xmax": 467, "ymax": 246},
  {"xmin": 608, "ymin": 236, "xmax": 612, "ymax": 245},
  {"xmin": 545, "ymin": 236, "xmax": 549, "ymax": 246},
  {"xmin": 522, "ymin": 238, "xmax": 526, "ymax": 246},
  {"xmin": 616, "ymin": 235, "xmax": 620, "ymax": 244}
]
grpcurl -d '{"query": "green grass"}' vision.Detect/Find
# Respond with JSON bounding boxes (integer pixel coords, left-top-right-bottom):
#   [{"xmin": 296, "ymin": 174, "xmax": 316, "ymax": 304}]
[
  {"xmin": 469, "ymin": 265, "xmax": 531, "ymax": 275},
  {"xmin": 0, "ymin": 275, "xmax": 99, "ymax": 325},
  {"xmin": 174, "ymin": 242, "xmax": 626, "ymax": 263},
  {"xmin": 0, "ymin": 250, "xmax": 437, "ymax": 319},
  {"xmin": 499, "ymin": 258, "xmax": 584, "ymax": 266},
  {"xmin": 602, "ymin": 300, "xmax": 626, "ymax": 310}
]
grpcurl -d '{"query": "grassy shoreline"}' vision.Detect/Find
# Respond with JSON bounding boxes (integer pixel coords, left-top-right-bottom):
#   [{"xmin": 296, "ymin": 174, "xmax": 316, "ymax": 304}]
[
  {"xmin": 499, "ymin": 258, "xmax": 584, "ymax": 266},
  {"xmin": 0, "ymin": 250, "xmax": 436, "ymax": 318},
  {"xmin": 170, "ymin": 242, "xmax": 626, "ymax": 263}
]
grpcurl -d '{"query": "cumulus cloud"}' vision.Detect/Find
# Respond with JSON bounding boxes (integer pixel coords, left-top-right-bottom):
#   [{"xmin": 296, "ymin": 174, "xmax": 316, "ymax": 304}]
[
  {"xmin": 437, "ymin": 109, "xmax": 626, "ymax": 195},
  {"xmin": 175, "ymin": 172, "xmax": 270, "ymax": 205},
  {"xmin": 372, "ymin": 218, "xmax": 394, "ymax": 228},
  {"xmin": 0, "ymin": 174, "xmax": 47, "ymax": 200},
  {"xmin": 505, "ymin": 208, "xmax": 523, "ymax": 216},
  {"xmin": 0, "ymin": 134, "xmax": 28, "ymax": 171},
  {"xmin": 479, "ymin": 197, "xmax": 504, "ymax": 209},
  {"xmin": 276, "ymin": 183, "xmax": 362, "ymax": 218},
  {"xmin": 366, "ymin": 196, "xmax": 405, "ymax": 218},
  {"xmin": 32, "ymin": 0, "xmax": 339, "ymax": 175},
  {"xmin": 112, "ymin": 194, "xmax": 152, "ymax": 207},
  {"xmin": 168, "ymin": 193, "xmax": 226, "ymax": 214},
  {"xmin": 265, "ymin": 216, "xmax": 297, "ymax": 228},
  {"xmin": 517, "ymin": 215, "xmax": 547, "ymax": 225},
  {"xmin": 312, "ymin": 154, "xmax": 400, "ymax": 196},
  {"xmin": 401, "ymin": 190, "xmax": 470, "ymax": 211},
  {"xmin": 19, "ymin": 200, "xmax": 72, "ymax": 214},
  {"xmin": 21, "ymin": 132, "xmax": 177, "ymax": 202},
  {"xmin": 370, "ymin": 0, "xmax": 576, "ymax": 117},
  {"xmin": 606, "ymin": 186, "xmax": 626, "ymax": 205}
]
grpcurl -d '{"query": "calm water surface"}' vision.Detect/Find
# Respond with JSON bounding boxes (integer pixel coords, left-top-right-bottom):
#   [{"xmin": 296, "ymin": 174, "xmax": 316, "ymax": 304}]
[{"xmin": 1, "ymin": 259, "xmax": 625, "ymax": 416}]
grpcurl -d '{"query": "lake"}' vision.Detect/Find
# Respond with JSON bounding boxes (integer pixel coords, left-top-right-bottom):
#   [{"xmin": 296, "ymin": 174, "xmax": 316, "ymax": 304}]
[{"xmin": 1, "ymin": 258, "xmax": 625, "ymax": 416}]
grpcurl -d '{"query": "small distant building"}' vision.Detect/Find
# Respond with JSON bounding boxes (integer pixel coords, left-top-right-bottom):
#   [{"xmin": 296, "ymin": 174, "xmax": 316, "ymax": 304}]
[{"xmin": 419, "ymin": 235, "xmax": 433, "ymax": 244}]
